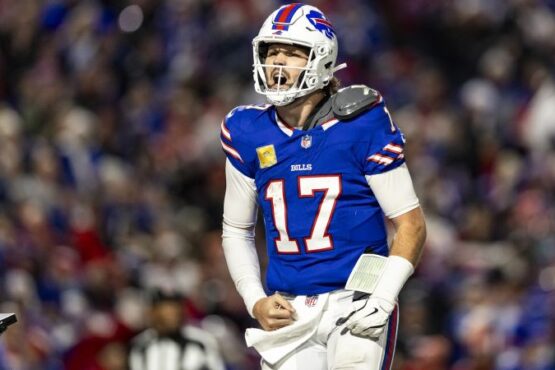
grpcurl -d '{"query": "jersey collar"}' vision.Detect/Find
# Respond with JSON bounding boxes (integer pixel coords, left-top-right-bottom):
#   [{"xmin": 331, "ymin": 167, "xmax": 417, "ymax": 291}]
[
  {"xmin": 274, "ymin": 110, "xmax": 295, "ymax": 136},
  {"xmin": 273, "ymin": 109, "xmax": 339, "ymax": 137}
]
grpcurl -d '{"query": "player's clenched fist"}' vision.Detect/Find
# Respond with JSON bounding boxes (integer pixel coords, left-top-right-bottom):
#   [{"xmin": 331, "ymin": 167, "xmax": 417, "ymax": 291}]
[{"xmin": 253, "ymin": 293, "xmax": 296, "ymax": 331}]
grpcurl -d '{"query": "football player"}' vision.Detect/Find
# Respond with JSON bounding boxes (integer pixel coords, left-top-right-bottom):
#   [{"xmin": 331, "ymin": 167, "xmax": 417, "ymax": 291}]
[{"xmin": 221, "ymin": 4, "xmax": 426, "ymax": 369}]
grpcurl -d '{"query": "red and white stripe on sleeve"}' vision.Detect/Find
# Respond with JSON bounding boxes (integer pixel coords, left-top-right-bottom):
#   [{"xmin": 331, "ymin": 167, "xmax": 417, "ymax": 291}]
[
  {"xmin": 220, "ymin": 120, "xmax": 243, "ymax": 163},
  {"xmin": 367, "ymin": 142, "xmax": 404, "ymax": 165}
]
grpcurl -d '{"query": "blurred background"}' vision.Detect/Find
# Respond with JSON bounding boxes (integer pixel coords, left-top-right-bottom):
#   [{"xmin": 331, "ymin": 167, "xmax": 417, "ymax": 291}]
[{"xmin": 0, "ymin": 0, "xmax": 554, "ymax": 369}]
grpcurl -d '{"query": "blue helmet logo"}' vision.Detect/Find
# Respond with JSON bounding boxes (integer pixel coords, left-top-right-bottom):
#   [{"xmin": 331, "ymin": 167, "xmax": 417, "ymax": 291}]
[{"xmin": 306, "ymin": 10, "xmax": 335, "ymax": 40}]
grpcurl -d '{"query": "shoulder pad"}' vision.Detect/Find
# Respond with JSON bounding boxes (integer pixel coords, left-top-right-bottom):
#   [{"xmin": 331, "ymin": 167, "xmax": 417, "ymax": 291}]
[{"xmin": 332, "ymin": 85, "xmax": 381, "ymax": 120}]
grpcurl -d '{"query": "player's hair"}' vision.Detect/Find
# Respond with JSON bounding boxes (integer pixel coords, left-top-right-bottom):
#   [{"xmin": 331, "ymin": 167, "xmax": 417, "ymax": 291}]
[{"xmin": 325, "ymin": 76, "xmax": 341, "ymax": 95}]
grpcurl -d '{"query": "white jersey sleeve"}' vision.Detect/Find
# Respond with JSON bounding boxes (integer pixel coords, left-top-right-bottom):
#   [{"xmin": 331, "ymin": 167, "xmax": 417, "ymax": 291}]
[
  {"xmin": 365, "ymin": 163, "xmax": 420, "ymax": 218},
  {"xmin": 222, "ymin": 159, "xmax": 267, "ymax": 317}
]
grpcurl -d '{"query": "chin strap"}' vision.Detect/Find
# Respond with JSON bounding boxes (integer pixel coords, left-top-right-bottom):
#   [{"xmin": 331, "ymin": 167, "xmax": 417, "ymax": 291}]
[{"xmin": 333, "ymin": 63, "xmax": 347, "ymax": 73}]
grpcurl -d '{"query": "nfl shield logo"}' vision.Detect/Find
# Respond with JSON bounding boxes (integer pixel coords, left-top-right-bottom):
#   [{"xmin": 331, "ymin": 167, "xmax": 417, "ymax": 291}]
[
  {"xmin": 301, "ymin": 135, "xmax": 312, "ymax": 149},
  {"xmin": 305, "ymin": 295, "xmax": 318, "ymax": 307}
]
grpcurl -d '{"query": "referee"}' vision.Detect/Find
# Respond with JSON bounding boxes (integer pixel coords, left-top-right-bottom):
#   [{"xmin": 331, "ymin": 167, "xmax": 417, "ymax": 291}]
[{"xmin": 129, "ymin": 289, "xmax": 225, "ymax": 370}]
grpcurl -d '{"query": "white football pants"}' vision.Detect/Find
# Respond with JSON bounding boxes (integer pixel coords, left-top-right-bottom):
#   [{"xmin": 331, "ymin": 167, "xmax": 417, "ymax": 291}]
[{"xmin": 259, "ymin": 290, "xmax": 398, "ymax": 370}]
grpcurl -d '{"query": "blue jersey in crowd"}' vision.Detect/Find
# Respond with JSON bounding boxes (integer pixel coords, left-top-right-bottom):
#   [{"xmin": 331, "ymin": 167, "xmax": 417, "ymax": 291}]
[{"xmin": 220, "ymin": 98, "xmax": 406, "ymax": 295}]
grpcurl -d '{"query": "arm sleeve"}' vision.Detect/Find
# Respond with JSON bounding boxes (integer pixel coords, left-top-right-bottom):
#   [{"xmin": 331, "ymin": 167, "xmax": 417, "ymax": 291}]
[
  {"xmin": 365, "ymin": 163, "xmax": 420, "ymax": 218},
  {"xmin": 222, "ymin": 159, "xmax": 267, "ymax": 317}
]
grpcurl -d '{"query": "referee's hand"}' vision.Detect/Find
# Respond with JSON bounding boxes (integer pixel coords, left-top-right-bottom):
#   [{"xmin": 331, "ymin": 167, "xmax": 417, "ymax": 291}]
[{"xmin": 253, "ymin": 293, "xmax": 296, "ymax": 331}]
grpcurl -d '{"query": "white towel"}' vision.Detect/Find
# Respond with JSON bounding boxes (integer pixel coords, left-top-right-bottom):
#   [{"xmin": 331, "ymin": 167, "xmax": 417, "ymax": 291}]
[{"xmin": 245, "ymin": 293, "xmax": 329, "ymax": 365}]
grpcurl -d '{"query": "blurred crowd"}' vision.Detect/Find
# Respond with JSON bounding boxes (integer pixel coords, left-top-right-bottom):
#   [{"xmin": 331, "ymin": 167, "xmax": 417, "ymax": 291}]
[{"xmin": 0, "ymin": 0, "xmax": 554, "ymax": 369}]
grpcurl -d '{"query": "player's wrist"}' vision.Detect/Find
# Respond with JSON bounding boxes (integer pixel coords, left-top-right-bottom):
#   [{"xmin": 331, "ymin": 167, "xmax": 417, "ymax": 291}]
[
  {"xmin": 252, "ymin": 296, "xmax": 266, "ymax": 315},
  {"xmin": 245, "ymin": 291, "xmax": 268, "ymax": 318},
  {"xmin": 372, "ymin": 255, "xmax": 414, "ymax": 305}
]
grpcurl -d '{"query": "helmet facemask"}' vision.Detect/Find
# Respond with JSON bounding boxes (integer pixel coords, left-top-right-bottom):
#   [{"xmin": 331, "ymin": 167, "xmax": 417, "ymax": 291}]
[{"xmin": 253, "ymin": 39, "xmax": 334, "ymax": 106}]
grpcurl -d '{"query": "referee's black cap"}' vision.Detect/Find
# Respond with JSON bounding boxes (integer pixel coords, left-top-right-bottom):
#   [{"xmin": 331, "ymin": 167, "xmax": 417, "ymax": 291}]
[{"xmin": 148, "ymin": 288, "xmax": 183, "ymax": 306}]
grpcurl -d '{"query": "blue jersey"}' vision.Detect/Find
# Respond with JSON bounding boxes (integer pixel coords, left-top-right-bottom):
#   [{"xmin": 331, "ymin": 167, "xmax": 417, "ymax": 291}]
[{"xmin": 220, "ymin": 99, "xmax": 406, "ymax": 295}]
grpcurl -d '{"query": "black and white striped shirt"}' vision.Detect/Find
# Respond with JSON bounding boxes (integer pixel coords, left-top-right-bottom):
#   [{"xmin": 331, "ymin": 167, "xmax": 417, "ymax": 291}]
[{"xmin": 129, "ymin": 325, "xmax": 225, "ymax": 370}]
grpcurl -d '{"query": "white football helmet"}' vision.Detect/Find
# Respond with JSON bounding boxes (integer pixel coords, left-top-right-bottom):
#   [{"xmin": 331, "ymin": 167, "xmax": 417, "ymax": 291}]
[{"xmin": 252, "ymin": 4, "xmax": 345, "ymax": 106}]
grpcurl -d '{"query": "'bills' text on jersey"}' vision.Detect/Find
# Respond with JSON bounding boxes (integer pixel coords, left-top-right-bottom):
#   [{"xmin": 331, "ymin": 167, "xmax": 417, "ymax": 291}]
[{"xmin": 220, "ymin": 99, "xmax": 405, "ymax": 295}]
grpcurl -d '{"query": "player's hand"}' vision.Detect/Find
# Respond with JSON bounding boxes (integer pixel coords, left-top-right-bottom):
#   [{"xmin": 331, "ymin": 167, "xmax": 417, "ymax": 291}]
[
  {"xmin": 336, "ymin": 296, "xmax": 394, "ymax": 338},
  {"xmin": 253, "ymin": 293, "xmax": 296, "ymax": 331}
]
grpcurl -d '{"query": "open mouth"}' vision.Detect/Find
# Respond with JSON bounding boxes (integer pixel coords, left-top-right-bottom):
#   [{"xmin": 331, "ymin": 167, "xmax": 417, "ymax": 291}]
[{"xmin": 269, "ymin": 70, "xmax": 290, "ymax": 90}]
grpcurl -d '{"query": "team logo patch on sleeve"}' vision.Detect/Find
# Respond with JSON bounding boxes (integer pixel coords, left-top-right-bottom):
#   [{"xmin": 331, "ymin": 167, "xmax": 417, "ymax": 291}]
[{"xmin": 256, "ymin": 145, "xmax": 278, "ymax": 168}]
